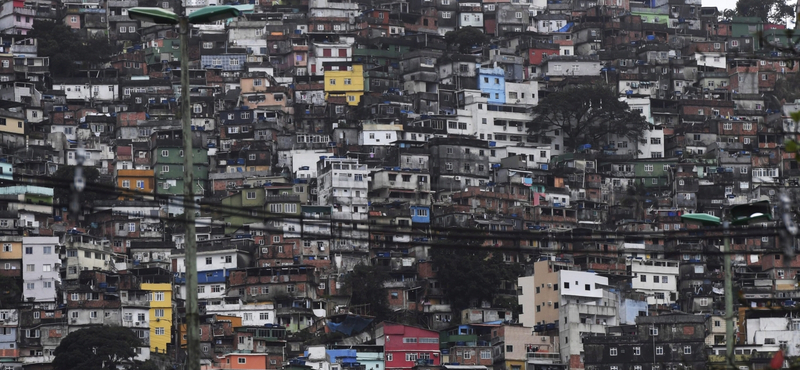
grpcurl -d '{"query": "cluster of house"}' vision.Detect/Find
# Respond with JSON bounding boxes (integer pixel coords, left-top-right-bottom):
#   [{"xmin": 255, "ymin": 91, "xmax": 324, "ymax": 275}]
[{"xmin": 0, "ymin": 0, "xmax": 798, "ymax": 368}]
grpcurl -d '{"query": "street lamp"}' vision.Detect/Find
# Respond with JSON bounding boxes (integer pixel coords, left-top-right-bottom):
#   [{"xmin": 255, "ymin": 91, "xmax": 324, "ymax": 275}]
[
  {"xmin": 128, "ymin": 7, "xmax": 240, "ymax": 370},
  {"xmin": 681, "ymin": 200, "xmax": 772, "ymax": 368}
]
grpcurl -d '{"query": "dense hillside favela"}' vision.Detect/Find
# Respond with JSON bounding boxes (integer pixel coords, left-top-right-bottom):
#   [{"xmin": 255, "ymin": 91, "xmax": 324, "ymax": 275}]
[{"xmin": 3, "ymin": 0, "xmax": 800, "ymax": 369}]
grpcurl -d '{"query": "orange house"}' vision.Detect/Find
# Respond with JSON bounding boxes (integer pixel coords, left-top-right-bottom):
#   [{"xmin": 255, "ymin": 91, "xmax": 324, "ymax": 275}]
[
  {"xmin": 215, "ymin": 353, "xmax": 267, "ymax": 370},
  {"xmin": 116, "ymin": 169, "xmax": 155, "ymax": 200}
]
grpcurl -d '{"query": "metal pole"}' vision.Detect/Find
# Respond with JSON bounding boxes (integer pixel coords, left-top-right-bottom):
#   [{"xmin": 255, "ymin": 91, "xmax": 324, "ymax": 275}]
[
  {"xmin": 723, "ymin": 220, "xmax": 734, "ymax": 368},
  {"xmin": 179, "ymin": 16, "xmax": 200, "ymax": 370}
]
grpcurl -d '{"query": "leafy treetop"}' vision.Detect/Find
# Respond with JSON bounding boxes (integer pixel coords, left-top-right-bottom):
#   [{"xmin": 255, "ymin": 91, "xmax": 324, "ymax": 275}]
[
  {"xmin": 28, "ymin": 20, "xmax": 116, "ymax": 77},
  {"xmin": 528, "ymin": 84, "xmax": 648, "ymax": 153},
  {"xmin": 444, "ymin": 27, "xmax": 491, "ymax": 54},
  {"xmin": 53, "ymin": 326, "xmax": 145, "ymax": 370}
]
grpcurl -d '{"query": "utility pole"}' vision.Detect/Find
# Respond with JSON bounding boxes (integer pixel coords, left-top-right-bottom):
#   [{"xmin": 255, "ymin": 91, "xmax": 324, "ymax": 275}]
[
  {"xmin": 178, "ymin": 14, "xmax": 200, "ymax": 370},
  {"xmin": 722, "ymin": 220, "xmax": 734, "ymax": 367}
]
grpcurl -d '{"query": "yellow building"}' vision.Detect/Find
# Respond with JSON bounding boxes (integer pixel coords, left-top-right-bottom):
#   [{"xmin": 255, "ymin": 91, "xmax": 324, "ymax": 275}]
[
  {"xmin": 0, "ymin": 108, "xmax": 26, "ymax": 136},
  {"xmin": 0, "ymin": 237, "xmax": 22, "ymax": 260},
  {"xmin": 116, "ymin": 169, "xmax": 155, "ymax": 200},
  {"xmin": 142, "ymin": 283, "xmax": 173, "ymax": 354},
  {"xmin": 0, "ymin": 236, "xmax": 22, "ymax": 274},
  {"xmin": 324, "ymin": 64, "xmax": 364, "ymax": 106}
]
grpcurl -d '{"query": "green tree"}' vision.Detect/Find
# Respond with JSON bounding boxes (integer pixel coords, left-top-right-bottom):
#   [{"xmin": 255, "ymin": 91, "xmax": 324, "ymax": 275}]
[
  {"xmin": 431, "ymin": 238, "xmax": 522, "ymax": 317},
  {"xmin": 52, "ymin": 165, "xmax": 108, "ymax": 206},
  {"xmin": 344, "ymin": 264, "xmax": 391, "ymax": 320},
  {"xmin": 53, "ymin": 326, "xmax": 144, "ymax": 370},
  {"xmin": 0, "ymin": 275, "xmax": 20, "ymax": 308},
  {"xmin": 528, "ymin": 84, "xmax": 648, "ymax": 153},
  {"xmin": 734, "ymin": 0, "xmax": 794, "ymax": 24},
  {"xmin": 28, "ymin": 20, "xmax": 116, "ymax": 77},
  {"xmin": 444, "ymin": 27, "xmax": 491, "ymax": 54}
]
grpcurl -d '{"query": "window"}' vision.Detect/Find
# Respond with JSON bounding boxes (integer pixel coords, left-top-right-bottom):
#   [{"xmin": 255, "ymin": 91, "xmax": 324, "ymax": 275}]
[
  {"xmin": 403, "ymin": 337, "xmax": 418, "ymax": 343},
  {"xmin": 329, "ymin": 79, "xmax": 336, "ymax": 85},
  {"xmin": 442, "ymin": 11, "xmax": 451, "ymax": 18},
  {"xmin": 162, "ymin": 165, "xmax": 169, "ymax": 173},
  {"xmin": 662, "ymin": 276, "xmax": 668, "ymax": 284},
  {"xmin": 684, "ymin": 346, "xmax": 691, "ymax": 354},
  {"xmin": 644, "ymin": 164, "xmax": 653, "ymax": 172},
  {"xmin": 155, "ymin": 309, "xmax": 164, "ymax": 317},
  {"xmin": 656, "ymin": 346, "xmax": 663, "ymax": 355},
  {"xmin": 153, "ymin": 292, "xmax": 165, "ymax": 301},
  {"xmin": 344, "ymin": 78, "xmax": 352, "ymax": 85},
  {"xmin": 122, "ymin": 180, "xmax": 131, "ymax": 188},
  {"xmin": 2, "ymin": 244, "xmax": 10, "ymax": 252},
  {"xmin": 246, "ymin": 191, "xmax": 257, "ymax": 199},
  {"xmin": 481, "ymin": 350, "xmax": 491, "ymax": 359},
  {"xmin": 633, "ymin": 347, "xmax": 640, "ymax": 355},
  {"xmin": 25, "ymin": 264, "xmax": 34, "ymax": 272},
  {"xmin": 42, "ymin": 264, "xmax": 51, "ymax": 272},
  {"xmin": 25, "ymin": 247, "xmax": 32, "ymax": 254},
  {"xmin": 650, "ymin": 328, "xmax": 659, "ymax": 336},
  {"xmin": 155, "ymin": 327, "xmax": 165, "ymax": 335},
  {"xmin": 610, "ymin": 348, "xmax": 618, "ymax": 356}
]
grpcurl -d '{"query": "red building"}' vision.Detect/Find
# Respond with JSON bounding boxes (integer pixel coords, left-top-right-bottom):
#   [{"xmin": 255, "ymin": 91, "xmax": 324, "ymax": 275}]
[{"xmin": 378, "ymin": 322, "xmax": 441, "ymax": 370}]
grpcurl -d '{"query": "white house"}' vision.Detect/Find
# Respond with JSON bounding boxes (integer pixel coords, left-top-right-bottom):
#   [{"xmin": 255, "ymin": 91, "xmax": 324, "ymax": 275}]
[
  {"xmin": 627, "ymin": 258, "xmax": 679, "ymax": 305},
  {"xmin": 22, "ymin": 237, "xmax": 60, "ymax": 303},
  {"xmin": 205, "ymin": 302, "xmax": 276, "ymax": 326}
]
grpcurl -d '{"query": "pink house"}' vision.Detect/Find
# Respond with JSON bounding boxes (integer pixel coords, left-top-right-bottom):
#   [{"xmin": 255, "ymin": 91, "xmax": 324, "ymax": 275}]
[{"xmin": 377, "ymin": 322, "xmax": 441, "ymax": 370}]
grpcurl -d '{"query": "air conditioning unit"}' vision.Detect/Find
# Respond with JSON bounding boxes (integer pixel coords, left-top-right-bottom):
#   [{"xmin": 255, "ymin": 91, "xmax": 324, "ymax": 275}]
[
  {"xmin": 389, "ymin": 181, "xmax": 395, "ymax": 185},
  {"xmin": 135, "ymin": 322, "xmax": 140, "ymax": 326},
  {"xmin": 547, "ymin": 301, "xmax": 552, "ymax": 306},
  {"xmin": 540, "ymin": 337, "xmax": 547, "ymax": 342},
  {"xmin": 71, "ymin": 318, "xmax": 77, "ymax": 323},
  {"xmin": 454, "ymin": 176, "xmax": 461, "ymax": 181},
  {"xmin": 547, "ymin": 283, "xmax": 552, "ymax": 288}
]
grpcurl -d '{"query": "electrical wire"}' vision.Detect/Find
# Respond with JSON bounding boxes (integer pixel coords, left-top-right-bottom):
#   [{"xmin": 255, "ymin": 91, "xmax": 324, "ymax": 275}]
[
  {"xmin": 8, "ymin": 173, "xmax": 794, "ymax": 243},
  {"xmin": 5, "ymin": 177, "xmax": 795, "ymax": 257}
]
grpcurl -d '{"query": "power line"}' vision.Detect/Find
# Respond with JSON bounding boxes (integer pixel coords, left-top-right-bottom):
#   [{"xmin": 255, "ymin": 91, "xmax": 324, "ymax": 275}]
[{"xmin": 5, "ymin": 174, "xmax": 795, "ymax": 255}]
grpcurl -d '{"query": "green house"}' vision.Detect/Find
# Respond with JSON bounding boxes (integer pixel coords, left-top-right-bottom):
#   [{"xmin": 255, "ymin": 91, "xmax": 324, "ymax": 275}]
[
  {"xmin": 151, "ymin": 130, "xmax": 209, "ymax": 197},
  {"xmin": 634, "ymin": 160, "xmax": 675, "ymax": 188}
]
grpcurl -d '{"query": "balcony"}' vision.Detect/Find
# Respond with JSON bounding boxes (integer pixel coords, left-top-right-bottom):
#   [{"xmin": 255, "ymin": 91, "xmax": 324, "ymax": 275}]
[
  {"xmin": 264, "ymin": 194, "xmax": 301, "ymax": 203},
  {"xmin": 422, "ymin": 304, "xmax": 450, "ymax": 313},
  {"xmin": 526, "ymin": 352, "xmax": 561, "ymax": 363},
  {"xmin": 14, "ymin": 65, "xmax": 49, "ymax": 73}
]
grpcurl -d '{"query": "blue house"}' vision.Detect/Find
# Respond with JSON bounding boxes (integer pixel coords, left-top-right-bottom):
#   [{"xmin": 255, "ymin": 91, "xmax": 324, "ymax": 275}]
[
  {"xmin": 200, "ymin": 54, "xmax": 247, "ymax": 71},
  {"xmin": 477, "ymin": 66, "xmax": 506, "ymax": 104},
  {"xmin": 410, "ymin": 206, "xmax": 431, "ymax": 224}
]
